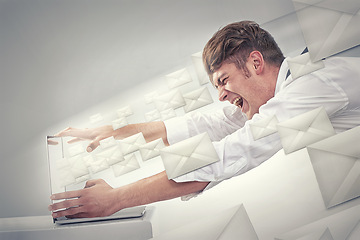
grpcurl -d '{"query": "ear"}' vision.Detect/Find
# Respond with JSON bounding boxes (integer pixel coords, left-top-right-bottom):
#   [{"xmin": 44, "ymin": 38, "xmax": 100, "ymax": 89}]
[{"xmin": 248, "ymin": 51, "xmax": 264, "ymax": 74}]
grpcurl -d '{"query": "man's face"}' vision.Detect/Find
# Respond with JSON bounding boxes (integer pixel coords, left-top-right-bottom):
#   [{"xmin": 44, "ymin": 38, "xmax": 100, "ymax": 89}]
[{"xmin": 212, "ymin": 61, "xmax": 273, "ymax": 119}]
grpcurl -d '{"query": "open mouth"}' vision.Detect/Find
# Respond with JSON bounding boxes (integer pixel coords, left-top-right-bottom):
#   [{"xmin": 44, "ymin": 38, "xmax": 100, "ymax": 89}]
[{"xmin": 232, "ymin": 97, "xmax": 243, "ymax": 108}]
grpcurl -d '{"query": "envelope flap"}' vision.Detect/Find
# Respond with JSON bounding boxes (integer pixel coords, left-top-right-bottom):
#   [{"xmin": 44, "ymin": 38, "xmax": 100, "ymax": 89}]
[
  {"xmin": 316, "ymin": 0, "xmax": 360, "ymax": 15},
  {"xmin": 161, "ymin": 133, "xmax": 203, "ymax": 157},
  {"xmin": 277, "ymin": 107, "xmax": 331, "ymax": 132},
  {"xmin": 191, "ymin": 132, "xmax": 219, "ymax": 160},
  {"xmin": 251, "ymin": 115, "xmax": 278, "ymax": 128},
  {"xmin": 183, "ymin": 87, "xmax": 206, "ymax": 100},
  {"xmin": 308, "ymin": 126, "xmax": 360, "ymax": 158}
]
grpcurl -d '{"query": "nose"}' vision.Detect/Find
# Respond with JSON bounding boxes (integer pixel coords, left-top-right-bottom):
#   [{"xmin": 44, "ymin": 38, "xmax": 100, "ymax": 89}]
[{"xmin": 218, "ymin": 86, "xmax": 228, "ymax": 102}]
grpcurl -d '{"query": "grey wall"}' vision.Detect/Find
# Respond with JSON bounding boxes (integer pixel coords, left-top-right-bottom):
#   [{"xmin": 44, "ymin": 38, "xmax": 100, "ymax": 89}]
[{"xmin": 0, "ymin": 0, "xmax": 300, "ymax": 218}]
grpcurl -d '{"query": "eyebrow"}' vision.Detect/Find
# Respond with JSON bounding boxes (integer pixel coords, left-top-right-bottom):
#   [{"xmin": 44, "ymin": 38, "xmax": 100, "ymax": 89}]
[{"xmin": 214, "ymin": 72, "xmax": 227, "ymax": 88}]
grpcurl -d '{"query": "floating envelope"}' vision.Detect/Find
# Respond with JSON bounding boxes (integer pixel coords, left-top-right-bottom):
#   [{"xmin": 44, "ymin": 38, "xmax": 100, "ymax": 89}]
[
  {"xmin": 160, "ymin": 132, "xmax": 219, "ymax": 180},
  {"xmin": 66, "ymin": 143, "xmax": 85, "ymax": 157},
  {"xmin": 154, "ymin": 89, "xmax": 186, "ymax": 111},
  {"xmin": 118, "ymin": 132, "xmax": 146, "ymax": 155},
  {"xmin": 276, "ymin": 227, "xmax": 334, "ymax": 240},
  {"xmin": 144, "ymin": 109, "xmax": 161, "ymax": 122},
  {"xmin": 277, "ymin": 107, "xmax": 335, "ymax": 154},
  {"xmin": 99, "ymin": 136, "xmax": 117, "ymax": 149},
  {"xmin": 160, "ymin": 108, "xmax": 176, "ymax": 121},
  {"xmin": 89, "ymin": 113, "xmax": 104, "ymax": 125},
  {"xmin": 139, "ymin": 138, "xmax": 166, "ymax": 161},
  {"xmin": 116, "ymin": 105, "xmax": 133, "ymax": 118},
  {"xmin": 95, "ymin": 145, "xmax": 124, "ymax": 165},
  {"xmin": 150, "ymin": 204, "xmax": 259, "ymax": 240},
  {"xmin": 144, "ymin": 91, "xmax": 158, "ymax": 104},
  {"xmin": 287, "ymin": 52, "xmax": 325, "ymax": 79},
  {"xmin": 57, "ymin": 168, "xmax": 76, "ymax": 187},
  {"xmin": 82, "ymin": 154, "xmax": 94, "ymax": 167},
  {"xmin": 67, "ymin": 155, "xmax": 89, "ymax": 178},
  {"xmin": 293, "ymin": 0, "xmax": 360, "ymax": 61},
  {"xmin": 112, "ymin": 154, "xmax": 140, "ymax": 177},
  {"xmin": 183, "ymin": 87, "xmax": 213, "ymax": 113},
  {"xmin": 88, "ymin": 158, "xmax": 110, "ymax": 174},
  {"xmin": 165, "ymin": 68, "xmax": 192, "ymax": 89},
  {"xmin": 249, "ymin": 115, "xmax": 279, "ymax": 140},
  {"xmin": 307, "ymin": 125, "xmax": 360, "ymax": 208},
  {"xmin": 112, "ymin": 117, "xmax": 127, "ymax": 130},
  {"xmin": 56, "ymin": 157, "xmax": 70, "ymax": 170},
  {"xmin": 346, "ymin": 220, "xmax": 360, "ymax": 240},
  {"xmin": 191, "ymin": 51, "xmax": 209, "ymax": 85},
  {"xmin": 75, "ymin": 174, "xmax": 91, "ymax": 184}
]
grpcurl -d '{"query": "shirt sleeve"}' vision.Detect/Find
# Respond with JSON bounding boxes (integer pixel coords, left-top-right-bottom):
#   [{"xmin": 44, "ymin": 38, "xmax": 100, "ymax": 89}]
[
  {"xmin": 164, "ymin": 105, "xmax": 247, "ymax": 144},
  {"xmin": 166, "ymin": 68, "xmax": 349, "ymax": 199}
]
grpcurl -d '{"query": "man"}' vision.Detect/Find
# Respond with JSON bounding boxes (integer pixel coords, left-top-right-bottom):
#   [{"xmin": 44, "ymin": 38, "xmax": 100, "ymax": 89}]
[{"xmin": 48, "ymin": 21, "xmax": 360, "ymax": 219}]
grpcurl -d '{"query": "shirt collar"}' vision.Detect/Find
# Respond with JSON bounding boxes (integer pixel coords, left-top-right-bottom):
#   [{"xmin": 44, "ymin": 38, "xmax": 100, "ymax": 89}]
[{"xmin": 274, "ymin": 58, "xmax": 290, "ymax": 95}]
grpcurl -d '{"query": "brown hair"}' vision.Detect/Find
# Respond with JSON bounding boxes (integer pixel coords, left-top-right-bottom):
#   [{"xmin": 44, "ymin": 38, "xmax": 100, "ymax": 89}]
[{"xmin": 202, "ymin": 21, "xmax": 284, "ymax": 82}]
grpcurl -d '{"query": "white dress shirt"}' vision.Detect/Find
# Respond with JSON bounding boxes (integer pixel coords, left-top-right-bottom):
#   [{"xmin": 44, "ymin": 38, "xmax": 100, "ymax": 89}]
[{"xmin": 164, "ymin": 57, "xmax": 360, "ymax": 197}]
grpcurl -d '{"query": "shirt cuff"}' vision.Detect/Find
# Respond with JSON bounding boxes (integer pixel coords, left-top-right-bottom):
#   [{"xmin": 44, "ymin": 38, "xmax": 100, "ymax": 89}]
[{"xmin": 164, "ymin": 116, "xmax": 190, "ymax": 145}]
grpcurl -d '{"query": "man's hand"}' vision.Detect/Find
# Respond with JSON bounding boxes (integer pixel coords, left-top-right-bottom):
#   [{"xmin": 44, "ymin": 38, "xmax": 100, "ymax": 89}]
[
  {"xmin": 48, "ymin": 179, "xmax": 120, "ymax": 219},
  {"xmin": 55, "ymin": 126, "xmax": 115, "ymax": 152}
]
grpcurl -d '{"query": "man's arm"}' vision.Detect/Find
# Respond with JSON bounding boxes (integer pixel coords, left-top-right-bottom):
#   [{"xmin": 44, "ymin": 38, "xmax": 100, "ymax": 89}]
[
  {"xmin": 49, "ymin": 171, "xmax": 209, "ymax": 218},
  {"xmin": 56, "ymin": 121, "xmax": 169, "ymax": 152}
]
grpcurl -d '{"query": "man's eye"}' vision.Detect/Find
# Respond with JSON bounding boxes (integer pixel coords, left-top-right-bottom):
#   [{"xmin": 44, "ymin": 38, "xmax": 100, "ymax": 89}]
[{"xmin": 220, "ymin": 77, "xmax": 228, "ymax": 85}]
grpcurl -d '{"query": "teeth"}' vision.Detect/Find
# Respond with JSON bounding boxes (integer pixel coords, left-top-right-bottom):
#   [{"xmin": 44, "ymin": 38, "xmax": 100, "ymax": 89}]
[{"xmin": 233, "ymin": 97, "xmax": 242, "ymax": 107}]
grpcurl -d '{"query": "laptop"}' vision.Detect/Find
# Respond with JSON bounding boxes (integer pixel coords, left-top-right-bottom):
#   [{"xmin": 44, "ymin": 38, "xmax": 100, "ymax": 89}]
[{"xmin": 46, "ymin": 136, "xmax": 146, "ymax": 224}]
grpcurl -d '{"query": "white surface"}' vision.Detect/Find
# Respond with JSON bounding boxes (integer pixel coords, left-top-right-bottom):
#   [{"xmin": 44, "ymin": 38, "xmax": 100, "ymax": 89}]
[{"xmin": 0, "ymin": 207, "xmax": 154, "ymax": 240}]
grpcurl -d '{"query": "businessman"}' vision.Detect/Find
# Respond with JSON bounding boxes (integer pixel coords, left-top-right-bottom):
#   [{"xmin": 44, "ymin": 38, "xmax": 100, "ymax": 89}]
[{"xmin": 48, "ymin": 21, "xmax": 360, "ymax": 219}]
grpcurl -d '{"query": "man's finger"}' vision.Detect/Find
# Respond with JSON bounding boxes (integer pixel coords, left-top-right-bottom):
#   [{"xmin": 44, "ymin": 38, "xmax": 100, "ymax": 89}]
[
  {"xmin": 52, "ymin": 205, "xmax": 85, "ymax": 219},
  {"xmin": 50, "ymin": 189, "xmax": 82, "ymax": 201},
  {"xmin": 67, "ymin": 137, "xmax": 83, "ymax": 144},
  {"xmin": 84, "ymin": 179, "xmax": 102, "ymax": 188},
  {"xmin": 87, "ymin": 139, "xmax": 100, "ymax": 152},
  {"xmin": 49, "ymin": 198, "xmax": 82, "ymax": 212}
]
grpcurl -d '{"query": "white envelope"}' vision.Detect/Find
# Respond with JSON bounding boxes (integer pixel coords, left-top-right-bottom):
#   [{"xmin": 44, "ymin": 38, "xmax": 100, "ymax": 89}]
[
  {"xmin": 89, "ymin": 113, "xmax": 104, "ymax": 124},
  {"xmin": 57, "ymin": 168, "xmax": 76, "ymax": 187},
  {"xmin": 277, "ymin": 107, "xmax": 335, "ymax": 154},
  {"xmin": 139, "ymin": 138, "xmax": 166, "ymax": 161},
  {"xmin": 118, "ymin": 132, "xmax": 146, "ymax": 155},
  {"xmin": 166, "ymin": 68, "xmax": 192, "ymax": 89},
  {"xmin": 160, "ymin": 132, "xmax": 219, "ymax": 180},
  {"xmin": 307, "ymin": 125, "xmax": 360, "ymax": 208},
  {"xmin": 191, "ymin": 51, "xmax": 210, "ymax": 85},
  {"xmin": 67, "ymin": 155, "xmax": 89, "ymax": 178},
  {"xmin": 112, "ymin": 117, "xmax": 128, "ymax": 130},
  {"xmin": 150, "ymin": 204, "xmax": 259, "ymax": 240},
  {"xmin": 249, "ymin": 115, "xmax": 279, "ymax": 140},
  {"xmin": 88, "ymin": 158, "xmax": 110, "ymax": 174},
  {"xmin": 160, "ymin": 108, "xmax": 176, "ymax": 121},
  {"xmin": 144, "ymin": 109, "xmax": 161, "ymax": 122},
  {"xmin": 275, "ymin": 204, "xmax": 360, "ymax": 240},
  {"xmin": 293, "ymin": 0, "xmax": 360, "ymax": 61},
  {"xmin": 99, "ymin": 136, "xmax": 117, "ymax": 149},
  {"xmin": 75, "ymin": 174, "xmax": 91, "ymax": 184},
  {"xmin": 82, "ymin": 154, "xmax": 94, "ymax": 167},
  {"xmin": 67, "ymin": 143, "xmax": 85, "ymax": 157},
  {"xmin": 287, "ymin": 52, "xmax": 325, "ymax": 79},
  {"xmin": 112, "ymin": 154, "xmax": 140, "ymax": 177},
  {"xmin": 154, "ymin": 89, "xmax": 186, "ymax": 111},
  {"xmin": 144, "ymin": 91, "xmax": 158, "ymax": 104},
  {"xmin": 116, "ymin": 105, "xmax": 133, "ymax": 118},
  {"xmin": 276, "ymin": 227, "xmax": 334, "ymax": 240},
  {"xmin": 95, "ymin": 145, "xmax": 124, "ymax": 166},
  {"xmin": 56, "ymin": 157, "xmax": 70, "ymax": 170},
  {"xmin": 183, "ymin": 87, "xmax": 214, "ymax": 113},
  {"xmin": 346, "ymin": 220, "xmax": 360, "ymax": 240}
]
